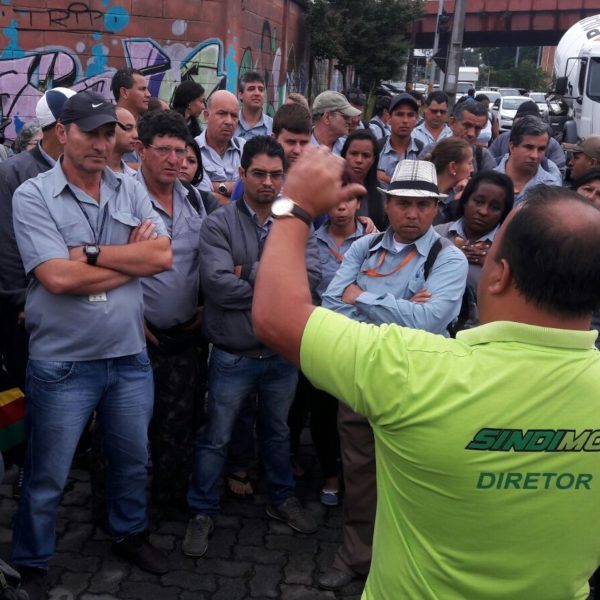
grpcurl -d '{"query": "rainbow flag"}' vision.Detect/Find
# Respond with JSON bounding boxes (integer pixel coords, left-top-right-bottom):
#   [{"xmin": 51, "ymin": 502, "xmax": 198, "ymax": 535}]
[{"xmin": 0, "ymin": 387, "xmax": 25, "ymax": 451}]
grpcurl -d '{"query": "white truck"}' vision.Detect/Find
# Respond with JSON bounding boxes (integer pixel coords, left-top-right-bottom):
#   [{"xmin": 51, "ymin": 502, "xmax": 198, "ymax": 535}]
[
  {"xmin": 553, "ymin": 14, "xmax": 600, "ymax": 142},
  {"xmin": 456, "ymin": 67, "xmax": 479, "ymax": 95}
]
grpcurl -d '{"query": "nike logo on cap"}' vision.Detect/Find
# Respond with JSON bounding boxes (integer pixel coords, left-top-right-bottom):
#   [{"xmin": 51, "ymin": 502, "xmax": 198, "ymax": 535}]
[{"xmin": 91, "ymin": 103, "xmax": 103, "ymax": 108}]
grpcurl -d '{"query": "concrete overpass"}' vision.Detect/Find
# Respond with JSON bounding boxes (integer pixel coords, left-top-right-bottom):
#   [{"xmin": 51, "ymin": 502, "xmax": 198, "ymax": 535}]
[{"xmin": 414, "ymin": 0, "xmax": 600, "ymax": 47}]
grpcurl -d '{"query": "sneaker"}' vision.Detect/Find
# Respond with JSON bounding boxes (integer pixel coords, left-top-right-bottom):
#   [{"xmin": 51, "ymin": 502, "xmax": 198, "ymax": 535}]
[
  {"xmin": 19, "ymin": 566, "xmax": 48, "ymax": 600},
  {"xmin": 13, "ymin": 466, "xmax": 24, "ymax": 500},
  {"xmin": 266, "ymin": 497, "xmax": 317, "ymax": 533},
  {"xmin": 320, "ymin": 488, "xmax": 339, "ymax": 507},
  {"xmin": 182, "ymin": 514, "xmax": 214, "ymax": 557},
  {"xmin": 112, "ymin": 531, "xmax": 169, "ymax": 574}
]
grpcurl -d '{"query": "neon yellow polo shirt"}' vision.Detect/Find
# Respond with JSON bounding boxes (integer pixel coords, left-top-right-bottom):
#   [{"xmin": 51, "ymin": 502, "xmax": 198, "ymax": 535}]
[{"xmin": 301, "ymin": 307, "xmax": 600, "ymax": 600}]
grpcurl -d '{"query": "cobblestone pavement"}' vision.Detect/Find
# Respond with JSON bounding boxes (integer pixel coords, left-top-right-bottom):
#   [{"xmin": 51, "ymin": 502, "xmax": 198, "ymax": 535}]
[{"xmin": 0, "ymin": 448, "xmax": 364, "ymax": 600}]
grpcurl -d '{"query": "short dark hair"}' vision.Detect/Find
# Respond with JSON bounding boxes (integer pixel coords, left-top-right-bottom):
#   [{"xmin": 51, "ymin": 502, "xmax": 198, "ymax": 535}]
[
  {"xmin": 238, "ymin": 71, "xmax": 265, "ymax": 93},
  {"xmin": 495, "ymin": 186, "xmax": 600, "ymax": 316},
  {"xmin": 137, "ymin": 110, "xmax": 189, "ymax": 146},
  {"xmin": 343, "ymin": 87, "xmax": 366, "ymax": 107},
  {"xmin": 474, "ymin": 93, "xmax": 489, "ymax": 103},
  {"xmin": 240, "ymin": 135, "xmax": 285, "ymax": 171},
  {"xmin": 425, "ymin": 91, "xmax": 448, "ymax": 106},
  {"xmin": 185, "ymin": 137, "xmax": 203, "ymax": 186},
  {"xmin": 571, "ymin": 167, "xmax": 600, "ymax": 191},
  {"xmin": 272, "ymin": 104, "xmax": 311, "ymax": 136},
  {"xmin": 111, "ymin": 68, "xmax": 142, "ymax": 101},
  {"xmin": 373, "ymin": 95, "xmax": 391, "ymax": 117},
  {"xmin": 457, "ymin": 170, "xmax": 514, "ymax": 223},
  {"xmin": 147, "ymin": 97, "xmax": 167, "ymax": 112},
  {"xmin": 453, "ymin": 100, "xmax": 487, "ymax": 120},
  {"xmin": 408, "ymin": 89, "xmax": 424, "ymax": 104},
  {"xmin": 341, "ymin": 129, "xmax": 380, "ymax": 191},
  {"xmin": 509, "ymin": 115, "xmax": 549, "ymax": 146}
]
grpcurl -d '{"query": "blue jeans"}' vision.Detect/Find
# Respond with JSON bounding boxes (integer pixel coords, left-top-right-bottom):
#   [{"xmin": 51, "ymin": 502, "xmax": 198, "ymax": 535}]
[
  {"xmin": 188, "ymin": 348, "xmax": 298, "ymax": 514},
  {"xmin": 12, "ymin": 353, "xmax": 154, "ymax": 570}
]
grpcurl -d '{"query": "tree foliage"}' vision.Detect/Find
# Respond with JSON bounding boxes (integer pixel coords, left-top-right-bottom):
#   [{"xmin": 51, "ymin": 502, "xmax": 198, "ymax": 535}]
[{"xmin": 308, "ymin": 0, "xmax": 424, "ymax": 91}]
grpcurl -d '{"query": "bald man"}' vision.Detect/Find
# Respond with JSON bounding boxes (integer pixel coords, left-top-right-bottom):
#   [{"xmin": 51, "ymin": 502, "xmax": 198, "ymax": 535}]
[
  {"xmin": 195, "ymin": 90, "xmax": 245, "ymax": 204},
  {"xmin": 108, "ymin": 107, "xmax": 139, "ymax": 176}
]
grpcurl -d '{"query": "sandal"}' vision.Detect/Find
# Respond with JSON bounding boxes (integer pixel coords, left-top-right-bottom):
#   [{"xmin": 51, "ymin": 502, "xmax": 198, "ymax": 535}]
[{"xmin": 226, "ymin": 473, "xmax": 254, "ymax": 498}]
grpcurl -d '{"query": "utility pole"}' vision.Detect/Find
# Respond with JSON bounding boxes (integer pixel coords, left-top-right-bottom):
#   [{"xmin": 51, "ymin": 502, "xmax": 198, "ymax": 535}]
[
  {"xmin": 429, "ymin": 0, "xmax": 444, "ymax": 90},
  {"xmin": 443, "ymin": 0, "xmax": 468, "ymax": 112}
]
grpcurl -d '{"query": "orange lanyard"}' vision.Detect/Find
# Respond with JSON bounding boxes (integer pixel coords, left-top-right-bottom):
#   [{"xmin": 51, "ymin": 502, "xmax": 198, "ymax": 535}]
[
  {"xmin": 361, "ymin": 248, "xmax": 417, "ymax": 278},
  {"xmin": 327, "ymin": 245, "xmax": 345, "ymax": 262}
]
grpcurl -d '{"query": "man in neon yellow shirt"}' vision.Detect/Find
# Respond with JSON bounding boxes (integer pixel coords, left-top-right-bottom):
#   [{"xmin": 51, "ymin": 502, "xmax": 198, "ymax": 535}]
[{"xmin": 253, "ymin": 156, "xmax": 600, "ymax": 600}]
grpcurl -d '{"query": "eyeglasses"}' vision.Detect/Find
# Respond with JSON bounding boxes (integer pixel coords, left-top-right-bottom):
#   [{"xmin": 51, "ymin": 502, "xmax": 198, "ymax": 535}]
[
  {"xmin": 247, "ymin": 169, "xmax": 284, "ymax": 181},
  {"xmin": 148, "ymin": 145, "xmax": 186, "ymax": 157}
]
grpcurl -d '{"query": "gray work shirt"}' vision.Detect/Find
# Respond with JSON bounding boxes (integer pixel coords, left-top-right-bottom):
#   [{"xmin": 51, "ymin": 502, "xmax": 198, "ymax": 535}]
[
  {"xmin": 378, "ymin": 136, "xmax": 422, "ymax": 179},
  {"xmin": 12, "ymin": 161, "xmax": 168, "ymax": 361},
  {"xmin": 195, "ymin": 129, "xmax": 245, "ymax": 192},
  {"xmin": 311, "ymin": 132, "xmax": 344, "ymax": 156},
  {"xmin": 495, "ymin": 155, "xmax": 561, "ymax": 204},
  {"xmin": 136, "ymin": 170, "xmax": 205, "ymax": 329},
  {"xmin": 235, "ymin": 112, "xmax": 273, "ymax": 140}
]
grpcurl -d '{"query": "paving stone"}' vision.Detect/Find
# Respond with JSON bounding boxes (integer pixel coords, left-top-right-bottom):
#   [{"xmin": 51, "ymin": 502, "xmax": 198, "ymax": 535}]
[
  {"xmin": 222, "ymin": 503, "xmax": 264, "ymax": 519},
  {"xmin": 284, "ymin": 552, "xmax": 315, "ymax": 585},
  {"xmin": 212, "ymin": 576, "xmax": 248, "ymax": 600},
  {"xmin": 57, "ymin": 570, "xmax": 93, "ymax": 597},
  {"xmin": 179, "ymin": 592, "xmax": 211, "ymax": 600},
  {"xmin": 236, "ymin": 518, "xmax": 268, "ymax": 546},
  {"xmin": 315, "ymin": 542, "xmax": 340, "ymax": 571},
  {"xmin": 194, "ymin": 558, "xmax": 253, "ymax": 578},
  {"xmin": 51, "ymin": 552, "xmax": 101, "ymax": 572},
  {"xmin": 87, "ymin": 561, "xmax": 129, "ymax": 594},
  {"xmin": 204, "ymin": 526, "xmax": 236, "ymax": 559},
  {"xmin": 213, "ymin": 514, "xmax": 242, "ymax": 529},
  {"xmin": 233, "ymin": 545, "xmax": 287, "ymax": 565},
  {"xmin": 249, "ymin": 564, "xmax": 282, "ymax": 598},
  {"xmin": 265, "ymin": 534, "xmax": 319, "ymax": 554},
  {"xmin": 280, "ymin": 584, "xmax": 336, "ymax": 599},
  {"xmin": 157, "ymin": 519, "xmax": 188, "ymax": 537},
  {"xmin": 119, "ymin": 582, "xmax": 181, "ymax": 599},
  {"xmin": 161, "ymin": 570, "xmax": 218, "ymax": 592},
  {"xmin": 80, "ymin": 594, "xmax": 121, "ymax": 600},
  {"xmin": 56, "ymin": 523, "xmax": 95, "ymax": 553}
]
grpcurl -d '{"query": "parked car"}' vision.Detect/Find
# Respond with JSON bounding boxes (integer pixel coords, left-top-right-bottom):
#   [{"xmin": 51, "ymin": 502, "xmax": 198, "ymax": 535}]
[
  {"xmin": 497, "ymin": 87, "xmax": 521, "ymax": 97},
  {"xmin": 477, "ymin": 90, "xmax": 501, "ymax": 104},
  {"xmin": 491, "ymin": 95, "xmax": 531, "ymax": 130},
  {"xmin": 528, "ymin": 92, "xmax": 549, "ymax": 116}
]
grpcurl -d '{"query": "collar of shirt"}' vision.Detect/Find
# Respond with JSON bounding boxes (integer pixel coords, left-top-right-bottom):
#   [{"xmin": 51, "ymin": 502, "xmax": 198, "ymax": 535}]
[
  {"xmin": 315, "ymin": 220, "xmax": 365, "ymax": 247},
  {"xmin": 135, "ymin": 169, "xmax": 189, "ymax": 225},
  {"xmin": 238, "ymin": 111, "xmax": 270, "ymax": 132},
  {"xmin": 38, "ymin": 141, "xmax": 56, "ymax": 167},
  {"xmin": 119, "ymin": 160, "xmax": 137, "ymax": 177},
  {"xmin": 381, "ymin": 135, "xmax": 420, "ymax": 158},
  {"xmin": 243, "ymin": 199, "xmax": 273, "ymax": 230},
  {"xmin": 449, "ymin": 218, "xmax": 499, "ymax": 243},
  {"xmin": 495, "ymin": 154, "xmax": 559, "ymax": 199},
  {"xmin": 50, "ymin": 159, "xmax": 121, "ymax": 201},
  {"xmin": 458, "ymin": 320, "xmax": 598, "ymax": 350},
  {"xmin": 196, "ymin": 129, "xmax": 243, "ymax": 154},
  {"xmin": 370, "ymin": 225, "xmax": 438, "ymax": 257}
]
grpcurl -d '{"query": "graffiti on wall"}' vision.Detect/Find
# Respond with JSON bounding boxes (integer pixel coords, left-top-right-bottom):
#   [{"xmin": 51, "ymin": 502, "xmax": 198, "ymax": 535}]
[{"xmin": 0, "ymin": 1, "xmax": 307, "ymax": 140}]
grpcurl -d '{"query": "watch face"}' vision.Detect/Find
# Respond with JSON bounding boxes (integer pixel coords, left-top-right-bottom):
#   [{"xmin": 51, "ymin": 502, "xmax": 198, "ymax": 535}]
[
  {"xmin": 272, "ymin": 198, "xmax": 294, "ymax": 217},
  {"xmin": 86, "ymin": 245, "xmax": 99, "ymax": 255}
]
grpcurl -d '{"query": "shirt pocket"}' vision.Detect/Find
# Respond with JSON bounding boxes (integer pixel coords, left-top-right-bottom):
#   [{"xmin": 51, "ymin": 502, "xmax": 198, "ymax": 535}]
[
  {"xmin": 105, "ymin": 208, "xmax": 141, "ymax": 244},
  {"xmin": 56, "ymin": 220, "xmax": 89, "ymax": 247}
]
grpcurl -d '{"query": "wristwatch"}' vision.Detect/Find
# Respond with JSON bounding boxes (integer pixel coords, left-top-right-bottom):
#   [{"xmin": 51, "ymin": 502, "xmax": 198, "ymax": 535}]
[
  {"xmin": 271, "ymin": 197, "xmax": 312, "ymax": 226},
  {"xmin": 218, "ymin": 182, "xmax": 229, "ymax": 196},
  {"xmin": 84, "ymin": 244, "xmax": 101, "ymax": 266}
]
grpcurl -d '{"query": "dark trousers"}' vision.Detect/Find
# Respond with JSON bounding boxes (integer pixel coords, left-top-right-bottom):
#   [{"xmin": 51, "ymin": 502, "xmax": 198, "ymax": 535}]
[
  {"xmin": 333, "ymin": 402, "xmax": 376, "ymax": 577},
  {"xmin": 288, "ymin": 372, "xmax": 340, "ymax": 478}
]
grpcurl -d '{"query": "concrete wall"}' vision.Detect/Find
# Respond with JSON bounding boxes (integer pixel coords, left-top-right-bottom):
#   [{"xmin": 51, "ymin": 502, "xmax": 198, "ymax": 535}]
[{"xmin": 0, "ymin": 0, "xmax": 310, "ymax": 141}]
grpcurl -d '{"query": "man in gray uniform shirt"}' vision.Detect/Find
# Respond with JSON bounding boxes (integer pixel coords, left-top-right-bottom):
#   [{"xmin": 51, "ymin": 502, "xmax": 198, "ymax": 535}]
[
  {"xmin": 11, "ymin": 91, "xmax": 172, "ymax": 599},
  {"xmin": 135, "ymin": 109, "xmax": 206, "ymax": 511}
]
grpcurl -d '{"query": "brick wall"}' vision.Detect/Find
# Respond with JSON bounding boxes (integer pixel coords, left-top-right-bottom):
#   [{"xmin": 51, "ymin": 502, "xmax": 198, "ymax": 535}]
[{"xmin": 0, "ymin": 0, "xmax": 309, "ymax": 140}]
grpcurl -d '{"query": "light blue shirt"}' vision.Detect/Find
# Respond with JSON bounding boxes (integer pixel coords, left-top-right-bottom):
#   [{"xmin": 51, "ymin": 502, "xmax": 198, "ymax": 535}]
[
  {"xmin": 12, "ymin": 161, "xmax": 168, "ymax": 361},
  {"xmin": 495, "ymin": 154, "xmax": 561, "ymax": 204},
  {"xmin": 412, "ymin": 122, "xmax": 452, "ymax": 147},
  {"xmin": 314, "ymin": 221, "xmax": 365, "ymax": 302},
  {"xmin": 311, "ymin": 132, "xmax": 343, "ymax": 156},
  {"xmin": 136, "ymin": 170, "xmax": 205, "ymax": 328},
  {"xmin": 195, "ymin": 129, "xmax": 245, "ymax": 192},
  {"xmin": 377, "ymin": 135, "xmax": 422, "ymax": 179},
  {"xmin": 322, "ymin": 227, "xmax": 468, "ymax": 334},
  {"xmin": 368, "ymin": 116, "xmax": 390, "ymax": 140},
  {"xmin": 235, "ymin": 112, "xmax": 273, "ymax": 140}
]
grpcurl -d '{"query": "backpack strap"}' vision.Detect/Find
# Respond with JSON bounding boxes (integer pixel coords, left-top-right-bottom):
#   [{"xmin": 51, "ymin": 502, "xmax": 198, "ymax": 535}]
[
  {"xmin": 475, "ymin": 145, "xmax": 483, "ymax": 172},
  {"xmin": 367, "ymin": 232, "xmax": 385, "ymax": 252},
  {"xmin": 369, "ymin": 118, "xmax": 386, "ymax": 138},
  {"xmin": 423, "ymin": 236, "xmax": 452, "ymax": 280},
  {"xmin": 180, "ymin": 180, "xmax": 201, "ymax": 213}
]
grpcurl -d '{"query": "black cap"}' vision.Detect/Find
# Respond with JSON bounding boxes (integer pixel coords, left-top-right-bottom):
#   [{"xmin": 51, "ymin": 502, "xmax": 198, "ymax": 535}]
[
  {"xmin": 389, "ymin": 93, "xmax": 419, "ymax": 113},
  {"xmin": 60, "ymin": 91, "xmax": 118, "ymax": 132}
]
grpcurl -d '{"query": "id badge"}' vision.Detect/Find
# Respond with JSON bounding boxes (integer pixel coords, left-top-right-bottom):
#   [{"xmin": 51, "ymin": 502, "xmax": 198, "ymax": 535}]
[{"xmin": 89, "ymin": 292, "xmax": 107, "ymax": 302}]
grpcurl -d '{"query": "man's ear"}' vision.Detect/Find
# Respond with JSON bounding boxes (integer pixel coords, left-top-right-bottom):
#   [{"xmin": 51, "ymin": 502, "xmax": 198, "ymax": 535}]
[
  {"xmin": 55, "ymin": 122, "xmax": 67, "ymax": 146},
  {"xmin": 488, "ymin": 257, "xmax": 513, "ymax": 296}
]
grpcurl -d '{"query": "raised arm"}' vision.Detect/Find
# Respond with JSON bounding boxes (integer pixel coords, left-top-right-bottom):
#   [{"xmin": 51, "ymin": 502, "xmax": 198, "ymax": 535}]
[{"xmin": 252, "ymin": 147, "xmax": 365, "ymax": 365}]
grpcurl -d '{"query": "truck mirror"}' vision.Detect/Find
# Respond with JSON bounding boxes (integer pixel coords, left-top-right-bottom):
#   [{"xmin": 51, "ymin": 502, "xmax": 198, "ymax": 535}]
[{"xmin": 555, "ymin": 77, "xmax": 568, "ymax": 95}]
